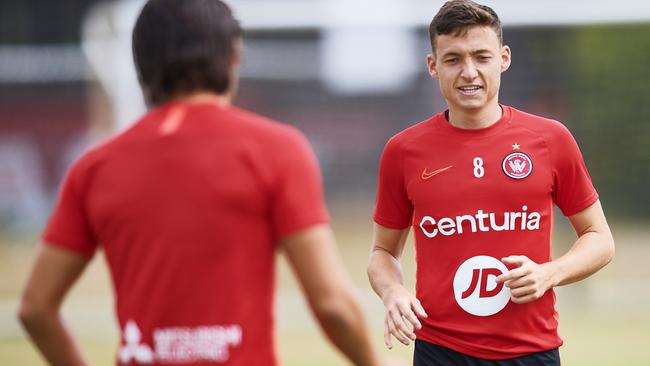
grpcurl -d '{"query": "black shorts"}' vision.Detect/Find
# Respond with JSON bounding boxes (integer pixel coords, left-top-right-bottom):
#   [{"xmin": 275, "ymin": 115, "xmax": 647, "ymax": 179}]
[{"xmin": 414, "ymin": 339, "xmax": 560, "ymax": 366}]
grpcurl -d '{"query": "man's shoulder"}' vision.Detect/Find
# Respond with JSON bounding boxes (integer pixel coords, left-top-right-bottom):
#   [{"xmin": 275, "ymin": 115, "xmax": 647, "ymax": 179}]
[
  {"xmin": 72, "ymin": 106, "xmax": 308, "ymax": 176},
  {"xmin": 508, "ymin": 106, "xmax": 575, "ymax": 142},
  {"xmin": 227, "ymin": 106, "xmax": 306, "ymax": 144},
  {"xmin": 59, "ymin": 138, "xmax": 114, "ymax": 189},
  {"xmin": 386, "ymin": 115, "xmax": 437, "ymax": 148}
]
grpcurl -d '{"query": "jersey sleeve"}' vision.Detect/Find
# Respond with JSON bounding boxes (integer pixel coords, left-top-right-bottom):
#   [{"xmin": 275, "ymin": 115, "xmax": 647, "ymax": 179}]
[
  {"xmin": 42, "ymin": 157, "xmax": 98, "ymax": 257},
  {"xmin": 373, "ymin": 136, "xmax": 413, "ymax": 229},
  {"xmin": 271, "ymin": 130, "xmax": 330, "ymax": 238},
  {"xmin": 550, "ymin": 123, "xmax": 599, "ymax": 216}
]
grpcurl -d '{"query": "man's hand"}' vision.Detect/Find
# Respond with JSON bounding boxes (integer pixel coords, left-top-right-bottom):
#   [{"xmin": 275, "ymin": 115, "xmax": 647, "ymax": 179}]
[
  {"xmin": 381, "ymin": 284, "xmax": 427, "ymax": 349},
  {"xmin": 496, "ymin": 255, "xmax": 557, "ymax": 304},
  {"xmin": 368, "ymin": 224, "xmax": 426, "ymax": 350}
]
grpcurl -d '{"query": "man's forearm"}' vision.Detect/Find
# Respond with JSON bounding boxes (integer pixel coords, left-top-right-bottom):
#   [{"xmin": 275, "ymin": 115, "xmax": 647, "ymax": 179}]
[
  {"xmin": 19, "ymin": 308, "xmax": 88, "ymax": 366},
  {"xmin": 19, "ymin": 245, "xmax": 90, "ymax": 366},
  {"xmin": 498, "ymin": 201, "xmax": 615, "ymax": 304},
  {"xmin": 312, "ymin": 288, "xmax": 380, "ymax": 366},
  {"xmin": 368, "ymin": 247, "xmax": 405, "ymax": 300},
  {"xmin": 548, "ymin": 230, "xmax": 614, "ymax": 287}
]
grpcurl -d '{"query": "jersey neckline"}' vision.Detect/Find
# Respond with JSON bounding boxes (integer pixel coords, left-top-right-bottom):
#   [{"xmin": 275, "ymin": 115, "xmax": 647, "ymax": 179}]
[
  {"xmin": 162, "ymin": 98, "xmax": 230, "ymax": 112},
  {"xmin": 432, "ymin": 104, "xmax": 512, "ymax": 138},
  {"xmin": 144, "ymin": 98, "xmax": 232, "ymax": 124}
]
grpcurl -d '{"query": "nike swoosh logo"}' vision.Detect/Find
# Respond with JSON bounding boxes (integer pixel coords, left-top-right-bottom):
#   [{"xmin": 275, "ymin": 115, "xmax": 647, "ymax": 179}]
[{"xmin": 421, "ymin": 165, "xmax": 454, "ymax": 180}]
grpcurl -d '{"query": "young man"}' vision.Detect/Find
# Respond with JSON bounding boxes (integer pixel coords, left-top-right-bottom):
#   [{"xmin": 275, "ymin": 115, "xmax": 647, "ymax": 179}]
[
  {"xmin": 368, "ymin": 1, "xmax": 615, "ymax": 365},
  {"xmin": 18, "ymin": 0, "xmax": 381, "ymax": 365}
]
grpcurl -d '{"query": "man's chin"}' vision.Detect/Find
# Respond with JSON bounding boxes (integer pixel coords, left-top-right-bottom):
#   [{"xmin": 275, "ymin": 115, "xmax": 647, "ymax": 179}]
[{"xmin": 450, "ymin": 100, "xmax": 487, "ymax": 112}]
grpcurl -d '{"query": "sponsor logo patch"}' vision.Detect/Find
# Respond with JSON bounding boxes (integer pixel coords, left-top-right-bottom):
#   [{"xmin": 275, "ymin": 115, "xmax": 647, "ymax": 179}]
[
  {"xmin": 453, "ymin": 256, "xmax": 511, "ymax": 316},
  {"xmin": 418, "ymin": 205, "xmax": 541, "ymax": 238},
  {"xmin": 118, "ymin": 320, "xmax": 242, "ymax": 364}
]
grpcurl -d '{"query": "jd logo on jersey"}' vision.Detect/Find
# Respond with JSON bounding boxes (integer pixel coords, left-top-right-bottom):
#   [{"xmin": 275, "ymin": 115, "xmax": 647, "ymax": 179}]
[
  {"xmin": 453, "ymin": 256, "xmax": 510, "ymax": 316},
  {"xmin": 502, "ymin": 152, "xmax": 533, "ymax": 179}
]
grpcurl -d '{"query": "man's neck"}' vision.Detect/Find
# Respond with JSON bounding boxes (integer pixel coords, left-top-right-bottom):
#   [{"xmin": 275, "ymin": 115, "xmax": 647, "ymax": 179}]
[
  {"xmin": 174, "ymin": 91, "xmax": 231, "ymax": 107},
  {"xmin": 447, "ymin": 103, "xmax": 502, "ymax": 130}
]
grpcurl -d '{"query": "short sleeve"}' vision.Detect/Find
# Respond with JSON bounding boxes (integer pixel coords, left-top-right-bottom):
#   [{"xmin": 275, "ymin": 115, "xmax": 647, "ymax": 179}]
[
  {"xmin": 373, "ymin": 136, "xmax": 413, "ymax": 229},
  {"xmin": 550, "ymin": 124, "xmax": 598, "ymax": 216},
  {"xmin": 42, "ymin": 158, "xmax": 98, "ymax": 257},
  {"xmin": 271, "ymin": 131, "xmax": 330, "ymax": 238}
]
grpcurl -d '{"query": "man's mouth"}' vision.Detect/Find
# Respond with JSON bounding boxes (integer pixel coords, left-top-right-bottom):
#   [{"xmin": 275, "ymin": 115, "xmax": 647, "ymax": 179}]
[{"xmin": 457, "ymin": 85, "xmax": 482, "ymax": 96}]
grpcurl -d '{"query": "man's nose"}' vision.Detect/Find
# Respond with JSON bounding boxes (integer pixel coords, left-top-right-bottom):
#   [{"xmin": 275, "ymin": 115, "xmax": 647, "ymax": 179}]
[{"xmin": 460, "ymin": 59, "xmax": 479, "ymax": 80}]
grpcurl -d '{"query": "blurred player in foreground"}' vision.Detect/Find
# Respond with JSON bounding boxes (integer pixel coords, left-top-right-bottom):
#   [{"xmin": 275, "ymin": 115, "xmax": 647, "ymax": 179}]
[
  {"xmin": 368, "ymin": 0, "xmax": 615, "ymax": 365},
  {"xmin": 18, "ymin": 0, "xmax": 381, "ymax": 365}
]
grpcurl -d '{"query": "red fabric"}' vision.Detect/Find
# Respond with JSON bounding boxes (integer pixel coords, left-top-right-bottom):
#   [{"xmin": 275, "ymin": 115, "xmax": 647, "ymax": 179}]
[
  {"xmin": 43, "ymin": 100, "xmax": 329, "ymax": 365},
  {"xmin": 374, "ymin": 105, "xmax": 597, "ymax": 359}
]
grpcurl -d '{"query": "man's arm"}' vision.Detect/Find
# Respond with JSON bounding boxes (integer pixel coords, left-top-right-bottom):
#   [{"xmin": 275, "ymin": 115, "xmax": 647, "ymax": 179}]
[
  {"xmin": 497, "ymin": 200, "xmax": 615, "ymax": 303},
  {"xmin": 367, "ymin": 223, "xmax": 427, "ymax": 349},
  {"xmin": 18, "ymin": 244, "xmax": 91, "ymax": 366},
  {"xmin": 280, "ymin": 224, "xmax": 380, "ymax": 366}
]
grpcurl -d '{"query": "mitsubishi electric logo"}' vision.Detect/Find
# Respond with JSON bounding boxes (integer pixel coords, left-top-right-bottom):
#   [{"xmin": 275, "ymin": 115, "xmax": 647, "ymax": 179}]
[
  {"xmin": 117, "ymin": 320, "xmax": 243, "ymax": 364},
  {"xmin": 118, "ymin": 320, "xmax": 153, "ymax": 364}
]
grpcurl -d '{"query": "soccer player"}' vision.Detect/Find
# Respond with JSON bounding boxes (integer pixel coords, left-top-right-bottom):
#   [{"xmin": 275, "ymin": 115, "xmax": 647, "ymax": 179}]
[
  {"xmin": 367, "ymin": 1, "xmax": 615, "ymax": 365},
  {"xmin": 18, "ymin": 0, "xmax": 381, "ymax": 365}
]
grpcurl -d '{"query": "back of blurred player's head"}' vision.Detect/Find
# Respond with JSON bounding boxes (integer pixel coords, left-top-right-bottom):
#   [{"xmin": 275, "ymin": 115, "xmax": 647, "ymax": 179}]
[
  {"xmin": 429, "ymin": 0, "xmax": 502, "ymax": 53},
  {"xmin": 132, "ymin": 0, "xmax": 243, "ymax": 106}
]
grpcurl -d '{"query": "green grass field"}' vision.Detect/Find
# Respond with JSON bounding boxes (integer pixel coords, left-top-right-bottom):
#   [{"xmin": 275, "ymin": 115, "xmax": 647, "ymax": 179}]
[{"xmin": 2, "ymin": 203, "xmax": 649, "ymax": 365}]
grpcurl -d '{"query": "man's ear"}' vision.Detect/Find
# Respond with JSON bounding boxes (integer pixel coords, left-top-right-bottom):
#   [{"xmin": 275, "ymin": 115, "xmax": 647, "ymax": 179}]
[
  {"xmin": 501, "ymin": 45, "xmax": 511, "ymax": 73},
  {"xmin": 426, "ymin": 54, "xmax": 439, "ymax": 79},
  {"xmin": 231, "ymin": 37, "xmax": 243, "ymax": 67}
]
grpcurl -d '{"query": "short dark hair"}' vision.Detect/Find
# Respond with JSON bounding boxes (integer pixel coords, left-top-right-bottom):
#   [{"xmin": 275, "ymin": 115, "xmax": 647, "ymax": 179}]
[
  {"xmin": 132, "ymin": 0, "xmax": 243, "ymax": 106},
  {"xmin": 429, "ymin": 0, "xmax": 502, "ymax": 53}
]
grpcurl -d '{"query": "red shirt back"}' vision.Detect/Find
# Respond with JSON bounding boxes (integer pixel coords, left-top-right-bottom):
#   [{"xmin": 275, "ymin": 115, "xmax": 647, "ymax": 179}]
[
  {"xmin": 374, "ymin": 105, "xmax": 597, "ymax": 359},
  {"xmin": 43, "ymin": 100, "xmax": 329, "ymax": 365}
]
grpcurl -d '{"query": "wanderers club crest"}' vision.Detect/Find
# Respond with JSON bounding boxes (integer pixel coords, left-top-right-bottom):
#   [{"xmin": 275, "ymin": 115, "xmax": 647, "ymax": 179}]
[{"xmin": 502, "ymin": 152, "xmax": 533, "ymax": 179}]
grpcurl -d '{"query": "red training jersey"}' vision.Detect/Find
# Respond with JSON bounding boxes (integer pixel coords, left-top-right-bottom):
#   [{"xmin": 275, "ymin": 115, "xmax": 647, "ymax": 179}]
[
  {"xmin": 374, "ymin": 105, "xmax": 597, "ymax": 359},
  {"xmin": 43, "ymin": 100, "xmax": 329, "ymax": 365}
]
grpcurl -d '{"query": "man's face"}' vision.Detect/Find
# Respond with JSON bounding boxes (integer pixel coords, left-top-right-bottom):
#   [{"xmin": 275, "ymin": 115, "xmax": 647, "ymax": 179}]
[{"xmin": 427, "ymin": 26, "xmax": 511, "ymax": 113}]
